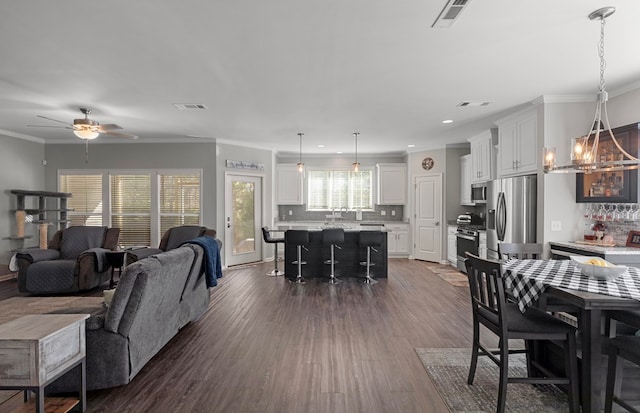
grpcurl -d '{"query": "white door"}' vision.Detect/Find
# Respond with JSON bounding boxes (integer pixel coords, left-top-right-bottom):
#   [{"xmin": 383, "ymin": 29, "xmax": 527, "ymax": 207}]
[
  {"xmin": 414, "ymin": 174, "xmax": 443, "ymax": 262},
  {"xmin": 225, "ymin": 173, "xmax": 262, "ymax": 266}
]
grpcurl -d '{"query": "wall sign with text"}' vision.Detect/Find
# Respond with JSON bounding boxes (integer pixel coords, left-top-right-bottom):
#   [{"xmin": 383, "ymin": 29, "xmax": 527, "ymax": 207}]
[
  {"xmin": 626, "ymin": 231, "xmax": 640, "ymax": 248},
  {"xmin": 226, "ymin": 160, "xmax": 264, "ymax": 171}
]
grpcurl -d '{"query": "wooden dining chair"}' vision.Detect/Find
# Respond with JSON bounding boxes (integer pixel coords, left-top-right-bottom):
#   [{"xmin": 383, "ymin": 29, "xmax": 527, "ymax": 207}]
[
  {"xmin": 605, "ymin": 335, "xmax": 640, "ymax": 413},
  {"xmin": 464, "ymin": 252, "xmax": 580, "ymax": 413},
  {"xmin": 498, "ymin": 243, "xmax": 543, "ymax": 260}
]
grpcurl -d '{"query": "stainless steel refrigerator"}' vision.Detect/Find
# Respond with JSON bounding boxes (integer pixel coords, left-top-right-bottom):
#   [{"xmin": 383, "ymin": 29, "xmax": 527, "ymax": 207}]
[{"xmin": 486, "ymin": 174, "xmax": 537, "ymax": 260}]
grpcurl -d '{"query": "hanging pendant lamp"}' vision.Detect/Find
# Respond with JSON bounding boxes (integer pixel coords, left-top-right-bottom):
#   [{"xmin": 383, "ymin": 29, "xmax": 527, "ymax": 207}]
[
  {"xmin": 352, "ymin": 132, "xmax": 360, "ymax": 172},
  {"xmin": 544, "ymin": 7, "xmax": 639, "ymax": 174},
  {"xmin": 297, "ymin": 132, "xmax": 304, "ymax": 173}
]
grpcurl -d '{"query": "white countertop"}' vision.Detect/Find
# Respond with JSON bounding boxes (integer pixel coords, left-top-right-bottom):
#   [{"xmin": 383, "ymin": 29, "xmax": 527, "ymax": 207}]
[{"xmin": 550, "ymin": 241, "xmax": 640, "ymax": 255}]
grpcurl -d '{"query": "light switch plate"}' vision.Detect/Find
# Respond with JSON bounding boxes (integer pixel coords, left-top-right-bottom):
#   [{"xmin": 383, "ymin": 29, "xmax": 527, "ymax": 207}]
[
  {"xmin": 381, "ymin": 210, "xmax": 386, "ymax": 216},
  {"xmin": 551, "ymin": 220, "xmax": 562, "ymax": 231}
]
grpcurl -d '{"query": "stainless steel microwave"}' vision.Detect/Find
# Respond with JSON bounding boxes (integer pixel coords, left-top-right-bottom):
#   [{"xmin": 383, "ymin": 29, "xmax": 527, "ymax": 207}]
[{"xmin": 471, "ymin": 183, "xmax": 487, "ymax": 203}]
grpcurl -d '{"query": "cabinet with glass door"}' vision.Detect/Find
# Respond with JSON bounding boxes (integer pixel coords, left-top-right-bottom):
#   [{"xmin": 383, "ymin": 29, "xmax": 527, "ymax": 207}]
[{"xmin": 576, "ymin": 123, "xmax": 640, "ymax": 203}]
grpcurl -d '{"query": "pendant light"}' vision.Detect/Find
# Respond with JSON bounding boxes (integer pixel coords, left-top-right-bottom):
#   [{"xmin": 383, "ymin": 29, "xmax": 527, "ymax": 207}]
[
  {"xmin": 352, "ymin": 132, "xmax": 360, "ymax": 172},
  {"xmin": 297, "ymin": 132, "xmax": 304, "ymax": 173},
  {"xmin": 544, "ymin": 7, "xmax": 639, "ymax": 174}
]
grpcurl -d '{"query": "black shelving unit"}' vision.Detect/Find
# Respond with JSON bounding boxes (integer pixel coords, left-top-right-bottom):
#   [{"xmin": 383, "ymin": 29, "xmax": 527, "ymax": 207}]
[{"xmin": 8, "ymin": 190, "xmax": 73, "ymax": 247}]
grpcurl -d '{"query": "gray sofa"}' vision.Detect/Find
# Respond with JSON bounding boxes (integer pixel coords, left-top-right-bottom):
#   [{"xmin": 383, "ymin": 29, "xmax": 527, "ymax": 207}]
[{"xmin": 49, "ymin": 240, "xmax": 220, "ymax": 391}]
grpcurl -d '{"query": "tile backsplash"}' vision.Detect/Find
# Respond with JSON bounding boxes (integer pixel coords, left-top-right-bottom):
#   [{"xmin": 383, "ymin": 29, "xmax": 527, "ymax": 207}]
[{"xmin": 277, "ymin": 205, "xmax": 405, "ymax": 222}]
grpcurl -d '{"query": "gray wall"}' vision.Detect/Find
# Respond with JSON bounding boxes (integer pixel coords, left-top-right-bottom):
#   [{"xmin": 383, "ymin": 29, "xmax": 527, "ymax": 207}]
[
  {"xmin": 44, "ymin": 141, "xmax": 218, "ymax": 232},
  {"xmin": 0, "ymin": 136, "xmax": 45, "ymax": 265}
]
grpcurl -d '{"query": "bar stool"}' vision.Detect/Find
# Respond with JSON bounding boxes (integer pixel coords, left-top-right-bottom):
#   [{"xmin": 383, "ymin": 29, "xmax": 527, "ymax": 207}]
[
  {"xmin": 261, "ymin": 226, "xmax": 284, "ymax": 277},
  {"xmin": 359, "ymin": 231, "xmax": 383, "ymax": 285},
  {"xmin": 286, "ymin": 230, "xmax": 309, "ymax": 284},
  {"xmin": 605, "ymin": 336, "xmax": 640, "ymax": 413},
  {"xmin": 322, "ymin": 228, "xmax": 344, "ymax": 284}
]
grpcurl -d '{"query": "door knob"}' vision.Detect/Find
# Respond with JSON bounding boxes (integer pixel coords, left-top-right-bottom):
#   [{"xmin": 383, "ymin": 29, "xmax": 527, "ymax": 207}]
[{"xmin": 435, "ymin": 221, "xmax": 440, "ymax": 226}]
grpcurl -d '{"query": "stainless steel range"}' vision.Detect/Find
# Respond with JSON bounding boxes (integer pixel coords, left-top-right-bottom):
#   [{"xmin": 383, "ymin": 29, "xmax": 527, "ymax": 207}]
[{"xmin": 455, "ymin": 214, "xmax": 484, "ymax": 273}]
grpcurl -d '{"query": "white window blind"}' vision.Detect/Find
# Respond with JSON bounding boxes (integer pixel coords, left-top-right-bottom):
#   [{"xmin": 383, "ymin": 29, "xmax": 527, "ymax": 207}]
[
  {"xmin": 110, "ymin": 174, "xmax": 151, "ymax": 247},
  {"xmin": 159, "ymin": 174, "xmax": 201, "ymax": 235},
  {"xmin": 59, "ymin": 174, "xmax": 103, "ymax": 226},
  {"xmin": 307, "ymin": 170, "xmax": 373, "ymax": 210}
]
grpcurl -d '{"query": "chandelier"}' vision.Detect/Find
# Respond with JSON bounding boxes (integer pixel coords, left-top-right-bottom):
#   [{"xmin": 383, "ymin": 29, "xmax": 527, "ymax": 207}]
[{"xmin": 544, "ymin": 7, "xmax": 639, "ymax": 174}]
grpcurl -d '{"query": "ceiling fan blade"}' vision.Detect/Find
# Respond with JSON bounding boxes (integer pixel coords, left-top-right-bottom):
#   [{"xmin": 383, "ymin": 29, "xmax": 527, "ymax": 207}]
[
  {"xmin": 104, "ymin": 130, "xmax": 138, "ymax": 139},
  {"xmin": 36, "ymin": 115, "xmax": 71, "ymax": 126},
  {"xmin": 27, "ymin": 124, "xmax": 73, "ymax": 129},
  {"xmin": 97, "ymin": 124, "xmax": 123, "ymax": 131}
]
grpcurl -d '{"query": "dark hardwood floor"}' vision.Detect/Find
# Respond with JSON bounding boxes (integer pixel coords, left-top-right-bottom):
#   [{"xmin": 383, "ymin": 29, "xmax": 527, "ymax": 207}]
[{"xmin": 2, "ymin": 259, "xmax": 476, "ymax": 413}]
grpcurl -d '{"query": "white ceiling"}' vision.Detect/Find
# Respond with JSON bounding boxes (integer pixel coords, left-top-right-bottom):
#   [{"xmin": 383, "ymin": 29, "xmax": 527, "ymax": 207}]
[{"xmin": 1, "ymin": 1, "xmax": 639, "ymax": 156}]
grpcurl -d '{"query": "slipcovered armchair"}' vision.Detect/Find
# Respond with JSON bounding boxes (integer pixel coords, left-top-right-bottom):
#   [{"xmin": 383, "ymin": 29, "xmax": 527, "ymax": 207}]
[
  {"xmin": 125, "ymin": 225, "xmax": 218, "ymax": 265},
  {"xmin": 16, "ymin": 226, "xmax": 120, "ymax": 294}
]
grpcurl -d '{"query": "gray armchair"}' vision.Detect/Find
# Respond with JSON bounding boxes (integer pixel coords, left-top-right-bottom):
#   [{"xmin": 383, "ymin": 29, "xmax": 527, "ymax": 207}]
[
  {"xmin": 16, "ymin": 226, "xmax": 120, "ymax": 294},
  {"xmin": 125, "ymin": 225, "xmax": 218, "ymax": 265}
]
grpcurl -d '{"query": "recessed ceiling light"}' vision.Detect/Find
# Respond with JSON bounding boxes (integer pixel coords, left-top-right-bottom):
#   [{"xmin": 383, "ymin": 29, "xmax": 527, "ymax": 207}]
[
  {"xmin": 317, "ymin": 144, "xmax": 325, "ymax": 148},
  {"xmin": 442, "ymin": 119, "xmax": 453, "ymax": 124},
  {"xmin": 408, "ymin": 144, "xmax": 415, "ymax": 148},
  {"xmin": 337, "ymin": 151, "xmax": 343, "ymax": 154}
]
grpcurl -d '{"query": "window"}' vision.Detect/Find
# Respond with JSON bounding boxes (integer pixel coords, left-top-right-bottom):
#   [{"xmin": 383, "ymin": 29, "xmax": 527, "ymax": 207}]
[
  {"xmin": 307, "ymin": 169, "xmax": 373, "ymax": 210},
  {"xmin": 110, "ymin": 174, "xmax": 151, "ymax": 247},
  {"xmin": 59, "ymin": 174, "xmax": 103, "ymax": 226},
  {"xmin": 59, "ymin": 169, "xmax": 202, "ymax": 247},
  {"xmin": 159, "ymin": 173, "xmax": 201, "ymax": 236}
]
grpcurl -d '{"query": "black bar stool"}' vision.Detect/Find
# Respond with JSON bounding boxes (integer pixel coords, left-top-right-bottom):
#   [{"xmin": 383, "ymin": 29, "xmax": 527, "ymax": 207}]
[
  {"xmin": 286, "ymin": 230, "xmax": 309, "ymax": 284},
  {"xmin": 359, "ymin": 231, "xmax": 383, "ymax": 285},
  {"xmin": 261, "ymin": 226, "xmax": 284, "ymax": 277},
  {"xmin": 322, "ymin": 228, "xmax": 344, "ymax": 284},
  {"xmin": 605, "ymin": 336, "xmax": 640, "ymax": 413}
]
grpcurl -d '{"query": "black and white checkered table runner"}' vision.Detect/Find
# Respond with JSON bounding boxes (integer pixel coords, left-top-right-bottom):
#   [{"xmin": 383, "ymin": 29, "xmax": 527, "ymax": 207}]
[{"xmin": 502, "ymin": 259, "xmax": 640, "ymax": 312}]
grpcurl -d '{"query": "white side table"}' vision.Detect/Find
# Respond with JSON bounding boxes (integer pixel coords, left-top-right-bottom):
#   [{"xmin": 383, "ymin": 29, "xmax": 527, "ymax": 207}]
[{"xmin": 0, "ymin": 314, "xmax": 89, "ymax": 412}]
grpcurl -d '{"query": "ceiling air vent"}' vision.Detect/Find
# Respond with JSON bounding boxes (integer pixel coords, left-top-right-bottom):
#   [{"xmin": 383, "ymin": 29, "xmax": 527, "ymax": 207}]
[
  {"xmin": 457, "ymin": 101, "xmax": 491, "ymax": 107},
  {"xmin": 173, "ymin": 103, "xmax": 208, "ymax": 110},
  {"xmin": 432, "ymin": 0, "xmax": 471, "ymax": 29}
]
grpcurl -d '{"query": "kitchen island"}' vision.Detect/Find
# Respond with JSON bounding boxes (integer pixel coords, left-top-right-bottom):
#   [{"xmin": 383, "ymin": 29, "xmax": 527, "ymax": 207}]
[
  {"xmin": 549, "ymin": 241, "xmax": 640, "ymax": 268},
  {"xmin": 281, "ymin": 227, "xmax": 388, "ymax": 281}
]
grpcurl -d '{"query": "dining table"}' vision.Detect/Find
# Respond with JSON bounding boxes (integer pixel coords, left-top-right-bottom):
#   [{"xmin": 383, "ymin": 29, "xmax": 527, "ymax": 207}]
[{"xmin": 502, "ymin": 259, "xmax": 640, "ymax": 412}]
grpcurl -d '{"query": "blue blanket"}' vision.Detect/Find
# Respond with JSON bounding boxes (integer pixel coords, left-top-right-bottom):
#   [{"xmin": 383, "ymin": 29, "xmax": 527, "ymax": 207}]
[{"xmin": 182, "ymin": 236, "xmax": 223, "ymax": 287}]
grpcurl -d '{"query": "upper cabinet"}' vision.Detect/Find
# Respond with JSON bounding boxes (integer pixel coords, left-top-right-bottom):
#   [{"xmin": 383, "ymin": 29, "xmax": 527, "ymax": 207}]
[
  {"xmin": 468, "ymin": 130, "xmax": 496, "ymax": 183},
  {"xmin": 276, "ymin": 164, "xmax": 304, "ymax": 205},
  {"xmin": 460, "ymin": 154, "xmax": 474, "ymax": 206},
  {"xmin": 496, "ymin": 108, "xmax": 538, "ymax": 177},
  {"xmin": 377, "ymin": 163, "xmax": 407, "ymax": 205}
]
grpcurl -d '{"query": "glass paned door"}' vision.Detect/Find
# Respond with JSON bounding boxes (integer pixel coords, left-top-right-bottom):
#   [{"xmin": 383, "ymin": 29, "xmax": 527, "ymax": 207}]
[{"xmin": 225, "ymin": 174, "xmax": 262, "ymax": 266}]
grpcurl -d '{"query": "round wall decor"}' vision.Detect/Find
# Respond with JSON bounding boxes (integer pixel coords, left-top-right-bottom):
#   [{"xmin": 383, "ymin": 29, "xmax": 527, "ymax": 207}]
[{"xmin": 422, "ymin": 157, "xmax": 435, "ymax": 170}]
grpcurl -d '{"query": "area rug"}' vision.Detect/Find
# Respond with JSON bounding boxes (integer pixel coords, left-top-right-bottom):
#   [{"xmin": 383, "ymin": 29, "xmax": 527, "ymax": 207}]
[
  {"xmin": 425, "ymin": 263, "xmax": 469, "ymax": 287},
  {"xmin": 415, "ymin": 348, "xmax": 570, "ymax": 413}
]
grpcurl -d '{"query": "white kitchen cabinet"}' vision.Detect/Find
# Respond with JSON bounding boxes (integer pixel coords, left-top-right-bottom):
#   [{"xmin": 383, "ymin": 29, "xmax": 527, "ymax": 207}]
[
  {"xmin": 479, "ymin": 231, "xmax": 487, "ymax": 259},
  {"xmin": 386, "ymin": 223, "xmax": 409, "ymax": 256},
  {"xmin": 468, "ymin": 130, "xmax": 495, "ymax": 183},
  {"xmin": 377, "ymin": 164, "xmax": 407, "ymax": 205},
  {"xmin": 447, "ymin": 225, "xmax": 457, "ymax": 265},
  {"xmin": 496, "ymin": 109, "xmax": 538, "ymax": 177},
  {"xmin": 276, "ymin": 164, "xmax": 304, "ymax": 205},
  {"xmin": 460, "ymin": 154, "xmax": 474, "ymax": 206}
]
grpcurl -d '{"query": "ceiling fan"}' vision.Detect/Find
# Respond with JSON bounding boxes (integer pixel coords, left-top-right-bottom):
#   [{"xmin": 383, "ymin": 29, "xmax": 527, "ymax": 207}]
[
  {"xmin": 29, "ymin": 107, "xmax": 138, "ymax": 163},
  {"xmin": 29, "ymin": 107, "xmax": 138, "ymax": 140}
]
